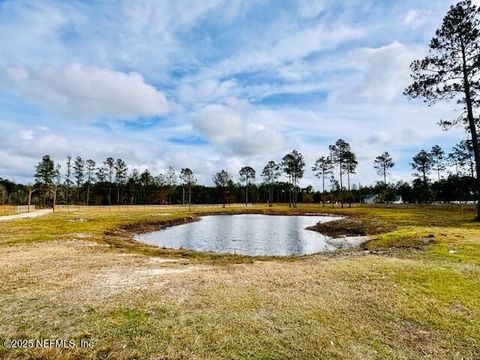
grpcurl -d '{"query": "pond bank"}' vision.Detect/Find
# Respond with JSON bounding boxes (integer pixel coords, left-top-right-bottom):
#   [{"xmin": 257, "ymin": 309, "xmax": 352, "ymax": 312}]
[{"xmin": 307, "ymin": 217, "xmax": 392, "ymax": 237}]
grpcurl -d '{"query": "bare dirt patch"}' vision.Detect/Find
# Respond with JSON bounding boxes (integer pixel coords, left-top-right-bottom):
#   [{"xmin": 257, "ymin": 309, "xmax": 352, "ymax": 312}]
[
  {"xmin": 307, "ymin": 217, "xmax": 392, "ymax": 237},
  {"xmin": 91, "ymin": 265, "xmax": 204, "ymax": 299},
  {"xmin": 0, "ymin": 239, "xmax": 206, "ymax": 308},
  {"xmin": 106, "ymin": 216, "xmax": 199, "ymax": 239}
]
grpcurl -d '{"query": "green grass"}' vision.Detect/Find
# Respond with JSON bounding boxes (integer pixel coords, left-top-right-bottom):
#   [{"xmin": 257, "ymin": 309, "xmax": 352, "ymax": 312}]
[
  {"xmin": 0, "ymin": 211, "xmax": 17, "ymax": 216},
  {"xmin": 0, "ymin": 204, "xmax": 479, "ymax": 359}
]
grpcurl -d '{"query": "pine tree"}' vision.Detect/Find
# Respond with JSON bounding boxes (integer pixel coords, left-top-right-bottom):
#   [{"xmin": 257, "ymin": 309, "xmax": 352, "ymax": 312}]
[
  {"xmin": 430, "ymin": 145, "xmax": 446, "ymax": 181},
  {"xmin": 73, "ymin": 156, "xmax": 85, "ymax": 203},
  {"xmin": 104, "ymin": 157, "xmax": 115, "ymax": 205},
  {"xmin": 261, "ymin": 161, "xmax": 281, "ymax": 206},
  {"xmin": 282, "ymin": 150, "xmax": 305, "ymax": 208},
  {"xmin": 373, "ymin": 152, "xmax": 395, "ymax": 185},
  {"xmin": 85, "ymin": 159, "xmax": 96, "ymax": 205},
  {"xmin": 64, "ymin": 155, "xmax": 73, "ymax": 203},
  {"xmin": 180, "ymin": 168, "xmax": 196, "ymax": 209},
  {"xmin": 312, "ymin": 156, "xmax": 334, "ymax": 195},
  {"xmin": 329, "ymin": 139, "xmax": 351, "ymax": 207},
  {"xmin": 35, "ymin": 155, "xmax": 58, "ymax": 206},
  {"xmin": 114, "ymin": 159, "xmax": 128, "ymax": 204},
  {"xmin": 343, "ymin": 150, "xmax": 358, "ymax": 207},
  {"xmin": 411, "ymin": 150, "xmax": 434, "ymax": 202},
  {"xmin": 213, "ymin": 170, "xmax": 233, "ymax": 208},
  {"xmin": 239, "ymin": 166, "xmax": 256, "ymax": 207},
  {"xmin": 405, "ymin": 0, "xmax": 480, "ymax": 218}
]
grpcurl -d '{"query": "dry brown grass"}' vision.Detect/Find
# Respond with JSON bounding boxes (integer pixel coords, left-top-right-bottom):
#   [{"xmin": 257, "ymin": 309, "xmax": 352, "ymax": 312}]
[{"xmin": 0, "ymin": 205, "xmax": 479, "ymax": 359}]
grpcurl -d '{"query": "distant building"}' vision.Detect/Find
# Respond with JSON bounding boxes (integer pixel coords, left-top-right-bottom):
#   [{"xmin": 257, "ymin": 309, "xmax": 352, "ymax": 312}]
[
  {"xmin": 393, "ymin": 196, "xmax": 403, "ymax": 204},
  {"xmin": 364, "ymin": 195, "xmax": 378, "ymax": 204},
  {"xmin": 364, "ymin": 194, "xmax": 403, "ymax": 204}
]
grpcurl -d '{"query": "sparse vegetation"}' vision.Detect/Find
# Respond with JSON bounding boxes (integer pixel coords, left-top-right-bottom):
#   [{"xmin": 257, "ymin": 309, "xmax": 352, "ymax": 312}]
[
  {"xmin": 0, "ymin": 204, "xmax": 479, "ymax": 359},
  {"xmin": 3, "ymin": 1, "xmax": 480, "ymax": 359}
]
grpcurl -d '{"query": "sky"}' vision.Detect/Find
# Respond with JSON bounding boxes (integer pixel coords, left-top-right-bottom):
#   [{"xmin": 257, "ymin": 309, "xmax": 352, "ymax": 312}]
[{"xmin": 0, "ymin": 0, "xmax": 473, "ymax": 187}]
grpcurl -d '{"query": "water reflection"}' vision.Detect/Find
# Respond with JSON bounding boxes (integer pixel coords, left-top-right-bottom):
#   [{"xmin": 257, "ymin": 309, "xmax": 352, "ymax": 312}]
[{"xmin": 136, "ymin": 214, "xmax": 345, "ymax": 256}]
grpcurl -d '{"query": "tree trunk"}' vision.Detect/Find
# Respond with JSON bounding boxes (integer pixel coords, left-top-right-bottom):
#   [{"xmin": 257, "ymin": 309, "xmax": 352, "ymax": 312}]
[
  {"xmin": 348, "ymin": 172, "xmax": 351, "ymax": 208},
  {"xmin": 288, "ymin": 175, "xmax": 292, "ymax": 207},
  {"xmin": 293, "ymin": 176, "xmax": 297, "ymax": 208},
  {"xmin": 339, "ymin": 166, "xmax": 343, "ymax": 208},
  {"xmin": 289, "ymin": 188, "xmax": 292, "ymax": 208},
  {"xmin": 422, "ymin": 168, "xmax": 428, "ymax": 203},
  {"xmin": 86, "ymin": 183, "xmax": 90, "ymax": 205},
  {"xmin": 323, "ymin": 172, "xmax": 327, "ymax": 207},
  {"xmin": 322, "ymin": 172, "xmax": 325, "ymax": 193},
  {"xmin": 269, "ymin": 183, "xmax": 273, "ymax": 207},
  {"xmin": 245, "ymin": 185, "xmax": 248, "ymax": 207},
  {"xmin": 296, "ymin": 179, "xmax": 298, "ymax": 208},
  {"xmin": 28, "ymin": 189, "xmax": 33, "ymax": 212},
  {"xmin": 52, "ymin": 187, "xmax": 57, "ymax": 212},
  {"xmin": 461, "ymin": 41, "xmax": 480, "ymax": 220},
  {"xmin": 292, "ymin": 177, "xmax": 295, "ymax": 208}
]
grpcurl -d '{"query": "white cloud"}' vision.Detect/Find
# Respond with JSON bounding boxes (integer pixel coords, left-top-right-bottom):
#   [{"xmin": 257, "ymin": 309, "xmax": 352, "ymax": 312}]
[
  {"xmin": 19, "ymin": 129, "xmax": 34, "ymax": 141},
  {"xmin": 298, "ymin": 0, "xmax": 327, "ymax": 19},
  {"xmin": 403, "ymin": 10, "xmax": 428, "ymax": 29},
  {"xmin": 0, "ymin": 0, "xmax": 469, "ymax": 188},
  {"xmin": 332, "ymin": 41, "xmax": 422, "ymax": 103},
  {"xmin": 0, "ymin": 63, "xmax": 169, "ymax": 120},
  {"xmin": 177, "ymin": 79, "xmax": 239, "ymax": 106},
  {"xmin": 0, "ymin": 0, "xmax": 245, "ymax": 75},
  {"xmin": 191, "ymin": 104, "xmax": 286, "ymax": 156},
  {"xmin": 189, "ymin": 22, "xmax": 367, "ymax": 82}
]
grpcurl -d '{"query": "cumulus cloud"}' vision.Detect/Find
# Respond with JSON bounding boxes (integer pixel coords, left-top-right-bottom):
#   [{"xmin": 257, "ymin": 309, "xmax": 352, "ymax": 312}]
[
  {"xmin": 0, "ymin": 0, "xmax": 469, "ymax": 187},
  {"xmin": 191, "ymin": 104, "xmax": 286, "ymax": 156},
  {"xmin": 332, "ymin": 41, "xmax": 422, "ymax": 103},
  {"xmin": 0, "ymin": 63, "xmax": 169, "ymax": 120},
  {"xmin": 177, "ymin": 79, "xmax": 239, "ymax": 106},
  {"xmin": 0, "ymin": 0, "xmax": 249, "ymax": 78}
]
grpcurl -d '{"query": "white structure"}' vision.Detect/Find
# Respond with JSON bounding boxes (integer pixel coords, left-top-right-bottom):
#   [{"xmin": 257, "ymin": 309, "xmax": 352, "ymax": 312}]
[{"xmin": 364, "ymin": 195, "xmax": 378, "ymax": 204}]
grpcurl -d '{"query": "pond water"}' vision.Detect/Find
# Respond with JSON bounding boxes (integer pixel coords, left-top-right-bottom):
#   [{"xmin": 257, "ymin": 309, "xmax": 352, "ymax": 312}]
[{"xmin": 135, "ymin": 214, "xmax": 362, "ymax": 256}]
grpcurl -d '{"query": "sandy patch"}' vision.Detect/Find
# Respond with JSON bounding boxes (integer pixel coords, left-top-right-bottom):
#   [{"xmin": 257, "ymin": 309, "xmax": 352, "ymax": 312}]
[
  {"xmin": 146, "ymin": 257, "xmax": 178, "ymax": 264},
  {"xmin": 0, "ymin": 209, "xmax": 52, "ymax": 222},
  {"xmin": 0, "ymin": 239, "xmax": 206, "ymax": 307},
  {"xmin": 326, "ymin": 235, "xmax": 370, "ymax": 249}
]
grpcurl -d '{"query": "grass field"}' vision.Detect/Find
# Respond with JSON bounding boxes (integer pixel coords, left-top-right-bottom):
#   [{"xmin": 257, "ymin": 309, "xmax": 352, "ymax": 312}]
[
  {"xmin": 0, "ymin": 204, "xmax": 479, "ymax": 359},
  {"xmin": 0, "ymin": 211, "xmax": 17, "ymax": 216}
]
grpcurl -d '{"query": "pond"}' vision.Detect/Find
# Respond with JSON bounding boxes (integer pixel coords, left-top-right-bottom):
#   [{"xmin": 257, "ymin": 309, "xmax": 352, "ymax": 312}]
[{"xmin": 135, "ymin": 214, "xmax": 365, "ymax": 256}]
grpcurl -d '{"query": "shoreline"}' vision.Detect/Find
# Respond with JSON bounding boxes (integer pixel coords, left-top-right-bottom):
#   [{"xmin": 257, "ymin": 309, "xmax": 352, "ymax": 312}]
[{"xmin": 110, "ymin": 212, "xmax": 371, "ymax": 258}]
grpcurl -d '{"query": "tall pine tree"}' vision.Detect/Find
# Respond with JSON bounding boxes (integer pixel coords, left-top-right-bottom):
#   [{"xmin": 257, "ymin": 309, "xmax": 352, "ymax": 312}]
[{"xmin": 405, "ymin": 0, "xmax": 480, "ymax": 219}]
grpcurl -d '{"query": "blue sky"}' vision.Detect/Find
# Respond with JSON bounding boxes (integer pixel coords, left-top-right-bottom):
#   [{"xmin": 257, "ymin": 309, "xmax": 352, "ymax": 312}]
[{"xmin": 0, "ymin": 0, "xmax": 471, "ymax": 186}]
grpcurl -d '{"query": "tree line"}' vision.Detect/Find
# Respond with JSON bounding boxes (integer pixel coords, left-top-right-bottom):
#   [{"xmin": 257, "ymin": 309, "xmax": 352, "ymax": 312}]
[
  {"xmin": 0, "ymin": 138, "xmax": 476, "ymax": 208},
  {"xmin": 28, "ymin": 149, "xmax": 308, "ymax": 208},
  {"xmin": 3, "ymin": 1, "xmax": 480, "ymax": 217}
]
